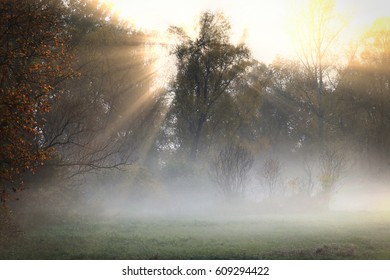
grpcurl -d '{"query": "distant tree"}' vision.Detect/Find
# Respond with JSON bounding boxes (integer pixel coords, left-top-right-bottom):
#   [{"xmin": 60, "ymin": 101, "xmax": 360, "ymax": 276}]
[
  {"xmin": 358, "ymin": 18, "xmax": 390, "ymax": 163},
  {"xmin": 302, "ymin": 157, "xmax": 316, "ymax": 197},
  {"xmin": 318, "ymin": 145, "xmax": 345, "ymax": 207},
  {"xmin": 294, "ymin": 0, "xmax": 346, "ymax": 142},
  {"xmin": 168, "ymin": 11, "xmax": 251, "ymax": 161},
  {"xmin": 259, "ymin": 157, "xmax": 283, "ymax": 198},
  {"xmin": 0, "ymin": 0, "xmax": 74, "ymax": 198},
  {"xmin": 210, "ymin": 143, "xmax": 254, "ymax": 199},
  {"xmin": 335, "ymin": 17, "xmax": 390, "ymax": 167},
  {"xmin": 230, "ymin": 61, "xmax": 268, "ymax": 145},
  {"xmin": 266, "ymin": 58, "xmax": 316, "ymax": 147}
]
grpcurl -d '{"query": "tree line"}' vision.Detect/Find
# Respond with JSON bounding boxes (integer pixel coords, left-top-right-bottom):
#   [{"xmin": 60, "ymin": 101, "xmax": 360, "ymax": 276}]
[{"xmin": 1, "ymin": 0, "xmax": 389, "ymax": 211}]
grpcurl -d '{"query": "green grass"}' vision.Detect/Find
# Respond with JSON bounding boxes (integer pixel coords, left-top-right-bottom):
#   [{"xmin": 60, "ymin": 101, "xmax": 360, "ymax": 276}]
[{"xmin": 1, "ymin": 212, "xmax": 390, "ymax": 259}]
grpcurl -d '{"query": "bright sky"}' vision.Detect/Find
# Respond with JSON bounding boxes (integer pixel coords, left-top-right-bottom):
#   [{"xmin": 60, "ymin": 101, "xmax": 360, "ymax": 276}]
[{"xmin": 104, "ymin": 0, "xmax": 389, "ymax": 63}]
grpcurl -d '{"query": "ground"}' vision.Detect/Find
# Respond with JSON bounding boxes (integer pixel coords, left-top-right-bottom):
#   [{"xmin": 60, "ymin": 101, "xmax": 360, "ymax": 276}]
[{"xmin": 1, "ymin": 211, "xmax": 390, "ymax": 259}]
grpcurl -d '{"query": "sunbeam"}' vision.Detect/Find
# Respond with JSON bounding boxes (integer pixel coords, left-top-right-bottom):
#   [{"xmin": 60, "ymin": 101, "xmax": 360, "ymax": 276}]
[{"xmin": 2, "ymin": 0, "xmax": 390, "ymax": 265}]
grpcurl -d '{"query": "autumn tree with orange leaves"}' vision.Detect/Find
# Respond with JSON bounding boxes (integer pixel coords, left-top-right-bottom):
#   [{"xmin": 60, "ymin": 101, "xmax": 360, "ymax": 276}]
[{"xmin": 0, "ymin": 0, "xmax": 75, "ymax": 202}]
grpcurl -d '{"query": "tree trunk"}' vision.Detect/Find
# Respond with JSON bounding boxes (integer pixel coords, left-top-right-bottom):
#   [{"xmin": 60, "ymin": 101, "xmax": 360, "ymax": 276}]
[
  {"xmin": 189, "ymin": 114, "xmax": 206, "ymax": 161},
  {"xmin": 317, "ymin": 66, "xmax": 324, "ymax": 145}
]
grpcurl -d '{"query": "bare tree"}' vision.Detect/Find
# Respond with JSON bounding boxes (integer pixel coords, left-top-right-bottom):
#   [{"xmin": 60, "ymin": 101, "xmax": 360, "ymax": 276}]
[
  {"xmin": 260, "ymin": 157, "xmax": 283, "ymax": 198},
  {"xmin": 302, "ymin": 157, "xmax": 315, "ymax": 197},
  {"xmin": 319, "ymin": 145, "xmax": 345, "ymax": 207},
  {"xmin": 210, "ymin": 143, "xmax": 254, "ymax": 199}
]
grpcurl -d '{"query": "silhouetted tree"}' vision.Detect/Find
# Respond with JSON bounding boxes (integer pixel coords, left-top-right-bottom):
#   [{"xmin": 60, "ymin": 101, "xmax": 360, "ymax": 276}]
[
  {"xmin": 294, "ymin": 0, "xmax": 346, "ymax": 142},
  {"xmin": 210, "ymin": 143, "xmax": 254, "ymax": 199},
  {"xmin": 318, "ymin": 145, "xmax": 345, "ymax": 207},
  {"xmin": 168, "ymin": 11, "xmax": 251, "ymax": 161},
  {"xmin": 259, "ymin": 157, "xmax": 283, "ymax": 198},
  {"xmin": 335, "ymin": 17, "xmax": 390, "ymax": 168}
]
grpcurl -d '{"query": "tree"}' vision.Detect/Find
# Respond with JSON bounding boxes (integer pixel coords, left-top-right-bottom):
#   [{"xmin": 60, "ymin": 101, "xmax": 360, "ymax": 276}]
[
  {"xmin": 335, "ymin": 17, "xmax": 390, "ymax": 167},
  {"xmin": 266, "ymin": 58, "xmax": 316, "ymax": 148},
  {"xmin": 358, "ymin": 17, "xmax": 390, "ymax": 164},
  {"xmin": 210, "ymin": 142, "xmax": 254, "ymax": 199},
  {"xmin": 294, "ymin": 0, "xmax": 346, "ymax": 142},
  {"xmin": 169, "ymin": 11, "xmax": 251, "ymax": 161},
  {"xmin": 228, "ymin": 61, "xmax": 268, "ymax": 146},
  {"xmin": 259, "ymin": 157, "xmax": 283, "ymax": 198},
  {"xmin": 318, "ymin": 145, "xmax": 345, "ymax": 207},
  {"xmin": 38, "ymin": 1, "xmax": 165, "ymax": 177},
  {"xmin": 0, "ymin": 0, "xmax": 74, "ymax": 198}
]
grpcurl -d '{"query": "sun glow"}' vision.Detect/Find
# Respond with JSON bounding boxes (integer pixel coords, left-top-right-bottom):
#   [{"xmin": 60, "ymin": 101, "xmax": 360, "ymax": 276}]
[
  {"xmin": 102, "ymin": 0, "xmax": 390, "ymax": 64},
  {"xmin": 96, "ymin": 1, "xmax": 390, "ymax": 149},
  {"xmin": 101, "ymin": 0, "xmax": 293, "ymax": 63}
]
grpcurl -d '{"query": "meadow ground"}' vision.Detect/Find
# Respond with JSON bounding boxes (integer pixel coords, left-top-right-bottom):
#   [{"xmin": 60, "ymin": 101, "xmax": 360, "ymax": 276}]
[{"xmin": 1, "ymin": 211, "xmax": 390, "ymax": 259}]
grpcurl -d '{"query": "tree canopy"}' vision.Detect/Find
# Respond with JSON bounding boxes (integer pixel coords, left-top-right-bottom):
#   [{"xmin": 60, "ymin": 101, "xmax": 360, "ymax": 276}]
[
  {"xmin": 168, "ymin": 12, "xmax": 251, "ymax": 161},
  {"xmin": 0, "ymin": 0, "xmax": 75, "ymax": 192}
]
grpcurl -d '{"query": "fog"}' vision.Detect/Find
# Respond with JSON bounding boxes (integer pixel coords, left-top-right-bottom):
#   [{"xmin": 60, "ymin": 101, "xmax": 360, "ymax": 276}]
[
  {"xmin": 1, "ymin": 0, "xmax": 390, "ymax": 260},
  {"xmin": 4, "ymin": 144, "xmax": 390, "ymax": 260},
  {"xmin": 10, "ymin": 154, "xmax": 390, "ymax": 228}
]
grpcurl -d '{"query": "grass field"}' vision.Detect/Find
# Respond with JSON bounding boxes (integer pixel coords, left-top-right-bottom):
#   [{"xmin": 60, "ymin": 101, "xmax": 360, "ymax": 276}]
[{"xmin": 1, "ymin": 212, "xmax": 390, "ymax": 259}]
